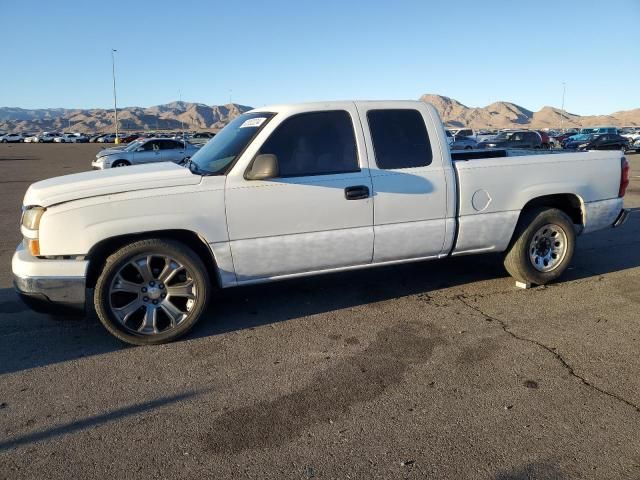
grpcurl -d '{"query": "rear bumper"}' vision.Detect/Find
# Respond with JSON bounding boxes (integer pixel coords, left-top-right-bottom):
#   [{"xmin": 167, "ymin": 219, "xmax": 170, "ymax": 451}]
[
  {"xmin": 12, "ymin": 243, "xmax": 88, "ymax": 313},
  {"xmin": 612, "ymin": 208, "xmax": 631, "ymax": 228},
  {"xmin": 582, "ymin": 198, "xmax": 625, "ymax": 234}
]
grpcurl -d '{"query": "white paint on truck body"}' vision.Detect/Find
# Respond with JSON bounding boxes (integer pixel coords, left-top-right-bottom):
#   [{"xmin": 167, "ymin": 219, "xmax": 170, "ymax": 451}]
[{"xmin": 15, "ymin": 100, "xmax": 626, "ymax": 291}]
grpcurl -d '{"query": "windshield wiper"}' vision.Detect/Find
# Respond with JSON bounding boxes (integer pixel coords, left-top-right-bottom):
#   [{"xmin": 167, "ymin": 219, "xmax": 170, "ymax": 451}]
[
  {"xmin": 185, "ymin": 158, "xmax": 215, "ymax": 176},
  {"xmin": 183, "ymin": 158, "xmax": 198, "ymax": 174}
]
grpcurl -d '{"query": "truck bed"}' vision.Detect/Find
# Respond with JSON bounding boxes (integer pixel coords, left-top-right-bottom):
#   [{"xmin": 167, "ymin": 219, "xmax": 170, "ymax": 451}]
[{"xmin": 450, "ymin": 149, "xmax": 624, "ymax": 255}]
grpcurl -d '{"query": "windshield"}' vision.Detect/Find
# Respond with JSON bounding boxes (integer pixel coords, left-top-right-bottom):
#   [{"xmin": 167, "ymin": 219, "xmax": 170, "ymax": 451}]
[
  {"xmin": 570, "ymin": 134, "xmax": 594, "ymax": 141},
  {"xmin": 124, "ymin": 140, "xmax": 144, "ymax": 151},
  {"xmin": 190, "ymin": 112, "xmax": 274, "ymax": 175},
  {"xmin": 493, "ymin": 132, "xmax": 512, "ymax": 140}
]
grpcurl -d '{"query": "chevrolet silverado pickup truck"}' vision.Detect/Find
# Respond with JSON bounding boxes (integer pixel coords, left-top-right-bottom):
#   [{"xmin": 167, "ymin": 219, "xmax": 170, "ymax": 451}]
[{"xmin": 13, "ymin": 101, "xmax": 630, "ymax": 345}]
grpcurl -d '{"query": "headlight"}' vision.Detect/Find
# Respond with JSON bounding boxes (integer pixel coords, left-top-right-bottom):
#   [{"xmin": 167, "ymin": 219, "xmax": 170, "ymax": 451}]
[
  {"xmin": 22, "ymin": 206, "xmax": 46, "ymax": 230},
  {"xmin": 21, "ymin": 206, "xmax": 45, "ymax": 256}
]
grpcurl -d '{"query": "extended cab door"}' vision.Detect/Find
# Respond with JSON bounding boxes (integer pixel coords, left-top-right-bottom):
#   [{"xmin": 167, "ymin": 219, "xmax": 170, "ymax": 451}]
[
  {"xmin": 355, "ymin": 103, "xmax": 450, "ymax": 262},
  {"xmin": 225, "ymin": 106, "xmax": 374, "ymax": 282}
]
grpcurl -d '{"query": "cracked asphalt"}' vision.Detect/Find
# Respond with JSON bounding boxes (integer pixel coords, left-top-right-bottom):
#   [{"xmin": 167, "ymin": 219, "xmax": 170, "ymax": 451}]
[{"xmin": 0, "ymin": 144, "xmax": 639, "ymax": 479}]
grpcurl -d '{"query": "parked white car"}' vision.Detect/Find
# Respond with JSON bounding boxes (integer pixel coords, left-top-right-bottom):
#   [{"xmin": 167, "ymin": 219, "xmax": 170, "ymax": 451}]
[
  {"xmin": 97, "ymin": 133, "xmax": 127, "ymax": 143},
  {"xmin": 92, "ymin": 138, "xmax": 201, "ymax": 169},
  {"xmin": 35, "ymin": 132, "xmax": 60, "ymax": 143},
  {"xmin": 0, "ymin": 133, "xmax": 25, "ymax": 143},
  {"xmin": 449, "ymin": 127, "xmax": 475, "ymax": 139},
  {"xmin": 24, "ymin": 135, "xmax": 39, "ymax": 143},
  {"xmin": 53, "ymin": 133, "xmax": 89, "ymax": 143},
  {"xmin": 13, "ymin": 100, "xmax": 630, "ymax": 345},
  {"xmin": 620, "ymin": 127, "xmax": 640, "ymax": 144}
]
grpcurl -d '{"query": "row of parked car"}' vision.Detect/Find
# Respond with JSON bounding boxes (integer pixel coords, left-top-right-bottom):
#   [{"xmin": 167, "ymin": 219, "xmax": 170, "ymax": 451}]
[
  {"xmin": 445, "ymin": 126, "xmax": 640, "ymax": 152},
  {"xmin": 0, "ymin": 131, "xmax": 216, "ymax": 144}
]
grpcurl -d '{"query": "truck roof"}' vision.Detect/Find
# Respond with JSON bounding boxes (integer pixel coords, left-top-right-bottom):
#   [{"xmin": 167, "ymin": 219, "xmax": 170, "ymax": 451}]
[{"xmin": 249, "ymin": 100, "xmax": 431, "ymax": 114}]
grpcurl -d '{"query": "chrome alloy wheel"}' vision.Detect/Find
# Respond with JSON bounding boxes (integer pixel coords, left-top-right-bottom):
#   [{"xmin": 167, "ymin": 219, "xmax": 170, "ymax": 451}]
[
  {"xmin": 108, "ymin": 254, "xmax": 197, "ymax": 335},
  {"xmin": 528, "ymin": 224, "xmax": 568, "ymax": 272}
]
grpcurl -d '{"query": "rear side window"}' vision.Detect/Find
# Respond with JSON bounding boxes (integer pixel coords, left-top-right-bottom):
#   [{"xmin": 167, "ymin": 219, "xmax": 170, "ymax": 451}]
[
  {"xmin": 258, "ymin": 110, "xmax": 359, "ymax": 177},
  {"xmin": 367, "ymin": 109, "xmax": 432, "ymax": 169}
]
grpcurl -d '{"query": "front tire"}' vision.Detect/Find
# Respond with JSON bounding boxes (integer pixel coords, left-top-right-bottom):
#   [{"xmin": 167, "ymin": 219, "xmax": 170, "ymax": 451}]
[
  {"xmin": 504, "ymin": 207, "xmax": 576, "ymax": 285},
  {"xmin": 94, "ymin": 239, "xmax": 211, "ymax": 345},
  {"xmin": 111, "ymin": 160, "xmax": 130, "ymax": 168}
]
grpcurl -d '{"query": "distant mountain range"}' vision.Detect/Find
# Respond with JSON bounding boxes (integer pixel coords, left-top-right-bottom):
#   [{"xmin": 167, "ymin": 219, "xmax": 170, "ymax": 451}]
[
  {"xmin": 0, "ymin": 102, "xmax": 253, "ymax": 133},
  {"xmin": 1, "ymin": 95, "xmax": 638, "ymax": 133},
  {"xmin": 420, "ymin": 94, "xmax": 640, "ymax": 129}
]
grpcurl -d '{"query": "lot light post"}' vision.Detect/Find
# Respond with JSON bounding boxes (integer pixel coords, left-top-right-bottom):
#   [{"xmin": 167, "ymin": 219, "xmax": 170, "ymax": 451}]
[
  {"xmin": 111, "ymin": 49, "xmax": 119, "ymax": 144},
  {"xmin": 560, "ymin": 82, "xmax": 566, "ymax": 132}
]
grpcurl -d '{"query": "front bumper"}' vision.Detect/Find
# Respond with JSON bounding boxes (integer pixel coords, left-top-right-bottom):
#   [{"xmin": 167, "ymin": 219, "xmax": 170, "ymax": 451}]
[
  {"xmin": 12, "ymin": 243, "xmax": 88, "ymax": 313},
  {"xmin": 91, "ymin": 160, "xmax": 107, "ymax": 170}
]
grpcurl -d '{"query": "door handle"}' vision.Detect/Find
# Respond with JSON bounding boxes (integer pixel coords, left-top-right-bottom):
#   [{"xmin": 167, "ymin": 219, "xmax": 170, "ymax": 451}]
[{"xmin": 344, "ymin": 185, "xmax": 370, "ymax": 200}]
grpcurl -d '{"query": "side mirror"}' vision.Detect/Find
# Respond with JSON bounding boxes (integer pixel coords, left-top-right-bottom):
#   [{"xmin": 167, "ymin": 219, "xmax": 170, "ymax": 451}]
[
  {"xmin": 245, "ymin": 154, "xmax": 279, "ymax": 180},
  {"xmin": 136, "ymin": 147, "xmax": 144, "ymax": 152}
]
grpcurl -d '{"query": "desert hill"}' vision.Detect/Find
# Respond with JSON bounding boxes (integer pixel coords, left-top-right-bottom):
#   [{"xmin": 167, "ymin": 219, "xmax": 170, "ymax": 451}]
[
  {"xmin": 0, "ymin": 102, "xmax": 253, "ymax": 133},
  {"xmin": 420, "ymin": 94, "xmax": 639, "ymax": 129},
  {"xmin": 1, "ymin": 95, "xmax": 638, "ymax": 133}
]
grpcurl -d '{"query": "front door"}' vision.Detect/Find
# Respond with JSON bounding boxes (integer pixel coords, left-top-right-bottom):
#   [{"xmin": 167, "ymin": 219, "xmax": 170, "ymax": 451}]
[
  {"xmin": 225, "ymin": 108, "xmax": 374, "ymax": 282},
  {"xmin": 134, "ymin": 139, "xmax": 162, "ymax": 164}
]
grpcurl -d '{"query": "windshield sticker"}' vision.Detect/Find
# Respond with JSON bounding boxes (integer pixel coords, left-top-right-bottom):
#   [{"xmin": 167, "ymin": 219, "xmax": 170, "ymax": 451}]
[{"xmin": 240, "ymin": 117, "xmax": 267, "ymax": 128}]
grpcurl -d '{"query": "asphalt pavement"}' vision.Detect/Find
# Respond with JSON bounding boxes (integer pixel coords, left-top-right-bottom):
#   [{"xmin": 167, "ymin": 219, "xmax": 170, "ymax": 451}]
[{"xmin": 0, "ymin": 144, "xmax": 638, "ymax": 479}]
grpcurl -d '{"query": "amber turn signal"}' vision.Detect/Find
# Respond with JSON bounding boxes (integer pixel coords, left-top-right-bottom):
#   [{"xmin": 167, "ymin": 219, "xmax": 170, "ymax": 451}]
[{"xmin": 27, "ymin": 239, "xmax": 40, "ymax": 256}]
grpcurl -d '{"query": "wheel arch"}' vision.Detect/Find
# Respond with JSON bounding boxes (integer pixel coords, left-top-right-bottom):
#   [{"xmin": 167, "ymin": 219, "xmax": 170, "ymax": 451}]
[
  {"xmin": 520, "ymin": 193, "xmax": 584, "ymax": 226},
  {"xmin": 86, "ymin": 229, "xmax": 220, "ymax": 289},
  {"xmin": 507, "ymin": 193, "xmax": 585, "ymax": 248}
]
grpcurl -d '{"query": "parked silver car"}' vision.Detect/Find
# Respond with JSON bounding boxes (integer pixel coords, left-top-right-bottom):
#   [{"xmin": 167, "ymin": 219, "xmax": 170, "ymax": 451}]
[
  {"xmin": 450, "ymin": 136, "xmax": 478, "ymax": 150},
  {"xmin": 91, "ymin": 138, "xmax": 201, "ymax": 169},
  {"xmin": 0, "ymin": 133, "xmax": 25, "ymax": 143}
]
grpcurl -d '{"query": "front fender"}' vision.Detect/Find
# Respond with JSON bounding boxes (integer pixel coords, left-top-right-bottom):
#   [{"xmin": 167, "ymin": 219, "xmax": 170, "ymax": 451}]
[{"xmin": 38, "ymin": 186, "xmax": 227, "ymax": 257}]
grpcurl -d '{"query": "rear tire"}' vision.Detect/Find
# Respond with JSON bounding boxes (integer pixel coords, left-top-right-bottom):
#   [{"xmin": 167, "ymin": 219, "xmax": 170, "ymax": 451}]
[
  {"xmin": 504, "ymin": 207, "xmax": 576, "ymax": 285},
  {"xmin": 94, "ymin": 239, "xmax": 211, "ymax": 345}
]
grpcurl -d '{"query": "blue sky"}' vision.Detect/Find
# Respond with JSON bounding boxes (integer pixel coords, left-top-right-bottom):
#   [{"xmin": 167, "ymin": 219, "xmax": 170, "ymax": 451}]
[{"xmin": 2, "ymin": 0, "xmax": 639, "ymax": 115}]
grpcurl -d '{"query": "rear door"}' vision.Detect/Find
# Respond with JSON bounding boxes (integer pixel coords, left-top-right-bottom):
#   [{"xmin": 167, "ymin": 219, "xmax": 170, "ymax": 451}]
[
  {"xmin": 225, "ymin": 107, "xmax": 374, "ymax": 281},
  {"xmin": 355, "ymin": 104, "xmax": 449, "ymax": 263},
  {"xmin": 159, "ymin": 140, "xmax": 186, "ymax": 162}
]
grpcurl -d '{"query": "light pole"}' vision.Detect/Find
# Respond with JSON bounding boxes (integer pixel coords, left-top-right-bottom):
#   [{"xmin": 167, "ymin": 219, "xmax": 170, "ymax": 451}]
[
  {"xmin": 111, "ymin": 49, "xmax": 119, "ymax": 143},
  {"xmin": 560, "ymin": 82, "xmax": 566, "ymax": 132}
]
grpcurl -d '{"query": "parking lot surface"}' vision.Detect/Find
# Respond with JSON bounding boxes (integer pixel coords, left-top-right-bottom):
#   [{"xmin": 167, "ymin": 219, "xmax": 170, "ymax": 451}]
[{"xmin": 0, "ymin": 144, "xmax": 639, "ymax": 479}]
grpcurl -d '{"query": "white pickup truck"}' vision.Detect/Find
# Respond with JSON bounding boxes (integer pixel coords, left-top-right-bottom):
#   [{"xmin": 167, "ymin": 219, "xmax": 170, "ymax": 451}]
[{"xmin": 13, "ymin": 101, "xmax": 630, "ymax": 345}]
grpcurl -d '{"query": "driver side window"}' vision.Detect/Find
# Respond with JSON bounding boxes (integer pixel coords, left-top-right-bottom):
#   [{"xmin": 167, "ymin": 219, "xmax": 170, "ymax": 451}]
[
  {"xmin": 257, "ymin": 110, "xmax": 359, "ymax": 178},
  {"xmin": 143, "ymin": 141, "xmax": 159, "ymax": 151}
]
